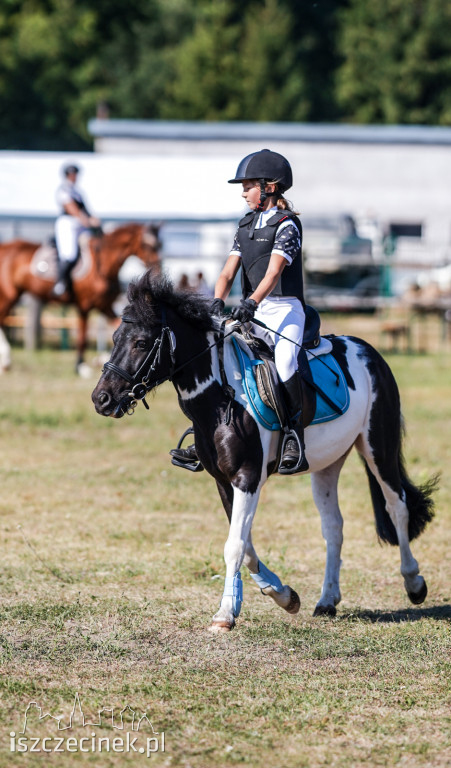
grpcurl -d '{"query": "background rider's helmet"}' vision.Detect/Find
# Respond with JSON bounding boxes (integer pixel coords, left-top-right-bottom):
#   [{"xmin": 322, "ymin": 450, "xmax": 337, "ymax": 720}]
[
  {"xmin": 63, "ymin": 163, "xmax": 80, "ymax": 177},
  {"xmin": 228, "ymin": 149, "xmax": 293, "ymax": 192}
]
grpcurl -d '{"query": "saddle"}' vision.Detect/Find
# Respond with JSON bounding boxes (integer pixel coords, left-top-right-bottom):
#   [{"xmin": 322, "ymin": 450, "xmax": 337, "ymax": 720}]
[
  {"xmin": 233, "ymin": 305, "xmax": 343, "ymax": 429},
  {"xmin": 30, "ymin": 232, "xmax": 92, "ymax": 283},
  {"xmin": 231, "ymin": 305, "xmax": 349, "ymax": 432}
]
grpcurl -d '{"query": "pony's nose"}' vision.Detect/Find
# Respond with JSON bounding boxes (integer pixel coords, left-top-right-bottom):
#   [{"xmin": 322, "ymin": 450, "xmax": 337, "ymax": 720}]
[{"xmin": 93, "ymin": 390, "xmax": 113, "ymax": 415}]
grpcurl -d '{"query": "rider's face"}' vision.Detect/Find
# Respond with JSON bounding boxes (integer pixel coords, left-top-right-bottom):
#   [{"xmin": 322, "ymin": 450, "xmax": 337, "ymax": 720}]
[{"xmin": 241, "ymin": 180, "xmax": 275, "ymax": 210}]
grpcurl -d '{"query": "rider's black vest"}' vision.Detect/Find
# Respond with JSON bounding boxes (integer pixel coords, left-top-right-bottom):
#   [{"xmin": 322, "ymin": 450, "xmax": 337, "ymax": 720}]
[
  {"xmin": 238, "ymin": 210, "xmax": 305, "ymax": 304},
  {"xmin": 59, "ymin": 184, "xmax": 89, "ymax": 217},
  {"xmin": 72, "ymin": 198, "xmax": 89, "ymax": 215}
]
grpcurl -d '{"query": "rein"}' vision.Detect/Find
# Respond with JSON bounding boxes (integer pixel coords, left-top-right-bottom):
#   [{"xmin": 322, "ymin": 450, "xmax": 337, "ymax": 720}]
[
  {"xmin": 103, "ymin": 310, "xmax": 235, "ymax": 417},
  {"xmin": 252, "ymin": 317, "xmax": 340, "ymax": 384}
]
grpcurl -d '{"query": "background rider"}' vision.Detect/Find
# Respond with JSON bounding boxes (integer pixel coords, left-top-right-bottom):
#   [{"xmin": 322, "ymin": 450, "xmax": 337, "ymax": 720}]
[{"xmin": 53, "ymin": 163, "xmax": 100, "ymax": 296}]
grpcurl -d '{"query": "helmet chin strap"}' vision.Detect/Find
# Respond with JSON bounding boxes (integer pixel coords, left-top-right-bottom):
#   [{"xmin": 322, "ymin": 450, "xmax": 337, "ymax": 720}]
[
  {"xmin": 256, "ymin": 179, "xmax": 268, "ymax": 211},
  {"xmin": 256, "ymin": 179, "xmax": 280, "ymax": 211},
  {"xmin": 249, "ymin": 180, "xmax": 277, "ymax": 238}
]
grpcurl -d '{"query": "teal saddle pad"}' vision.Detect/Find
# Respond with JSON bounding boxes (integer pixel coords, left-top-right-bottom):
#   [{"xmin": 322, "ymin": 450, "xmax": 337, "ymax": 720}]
[{"xmin": 231, "ymin": 337, "xmax": 350, "ymax": 432}]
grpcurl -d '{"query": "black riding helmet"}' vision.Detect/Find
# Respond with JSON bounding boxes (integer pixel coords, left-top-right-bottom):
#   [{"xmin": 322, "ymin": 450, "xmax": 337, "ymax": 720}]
[
  {"xmin": 228, "ymin": 149, "xmax": 293, "ymax": 192},
  {"xmin": 63, "ymin": 164, "xmax": 80, "ymax": 177}
]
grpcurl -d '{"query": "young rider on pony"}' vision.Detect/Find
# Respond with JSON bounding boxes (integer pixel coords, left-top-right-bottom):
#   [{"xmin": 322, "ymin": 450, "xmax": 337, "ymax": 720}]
[
  {"xmin": 53, "ymin": 163, "xmax": 100, "ymax": 296},
  {"xmin": 171, "ymin": 149, "xmax": 308, "ymax": 475}
]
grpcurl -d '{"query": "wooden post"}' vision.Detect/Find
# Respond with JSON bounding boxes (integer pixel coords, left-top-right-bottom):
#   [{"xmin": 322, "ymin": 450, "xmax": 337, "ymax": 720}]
[
  {"xmin": 25, "ymin": 295, "xmax": 43, "ymax": 350},
  {"xmin": 60, "ymin": 306, "xmax": 70, "ymax": 350}
]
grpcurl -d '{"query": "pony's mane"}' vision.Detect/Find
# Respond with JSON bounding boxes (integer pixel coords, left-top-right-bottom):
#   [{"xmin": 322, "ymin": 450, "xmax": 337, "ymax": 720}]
[{"xmin": 125, "ymin": 270, "xmax": 217, "ymax": 331}]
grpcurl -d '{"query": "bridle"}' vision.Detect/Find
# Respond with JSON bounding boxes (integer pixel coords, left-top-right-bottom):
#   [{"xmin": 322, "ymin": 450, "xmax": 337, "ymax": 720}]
[
  {"xmin": 102, "ymin": 307, "xmax": 235, "ymax": 417},
  {"xmin": 102, "ymin": 307, "xmax": 177, "ymax": 416}
]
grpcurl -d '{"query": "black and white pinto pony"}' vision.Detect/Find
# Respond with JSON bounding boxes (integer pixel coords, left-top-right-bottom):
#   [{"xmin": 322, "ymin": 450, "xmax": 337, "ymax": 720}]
[{"xmin": 92, "ymin": 272, "xmax": 436, "ymax": 632}]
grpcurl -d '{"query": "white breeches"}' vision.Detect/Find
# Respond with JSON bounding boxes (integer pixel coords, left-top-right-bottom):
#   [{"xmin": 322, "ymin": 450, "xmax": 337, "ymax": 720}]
[
  {"xmin": 254, "ymin": 296, "xmax": 305, "ymax": 383},
  {"xmin": 55, "ymin": 215, "xmax": 82, "ymax": 261}
]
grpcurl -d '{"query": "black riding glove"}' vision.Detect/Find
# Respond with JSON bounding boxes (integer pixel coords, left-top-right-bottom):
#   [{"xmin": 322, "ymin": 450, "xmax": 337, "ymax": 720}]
[
  {"xmin": 231, "ymin": 298, "xmax": 258, "ymax": 323},
  {"xmin": 210, "ymin": 298, "xmax": 225, "ymax": 316}
]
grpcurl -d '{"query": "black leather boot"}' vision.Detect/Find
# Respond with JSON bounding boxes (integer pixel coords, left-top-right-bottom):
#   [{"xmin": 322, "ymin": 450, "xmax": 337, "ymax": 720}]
[
  {"xmin": 278, "ymin": 373, "xmax": 309, "ymax": 474},
  {"xmin": 53, "ymin": 260, "xmax": 74, "ymax": 297},
  {"xmin": 169, "ymin": 427, "xmax": 203, "ymax": 472}
]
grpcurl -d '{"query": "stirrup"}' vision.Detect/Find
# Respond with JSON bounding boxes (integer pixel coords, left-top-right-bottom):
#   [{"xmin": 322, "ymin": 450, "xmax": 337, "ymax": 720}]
[
  {"xmin": 278, "ymin": 429, "xmax": 309, "ymax": 475},
  {"xmin": 170, "ymin": 427, "xmax": 204, "ymax": 472}
]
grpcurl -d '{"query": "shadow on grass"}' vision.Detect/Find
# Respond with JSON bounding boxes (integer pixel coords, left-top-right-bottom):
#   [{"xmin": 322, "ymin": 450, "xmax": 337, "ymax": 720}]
[{"xmin": 340, "ymin": 604, "xmax": 451, "ymax": 623}]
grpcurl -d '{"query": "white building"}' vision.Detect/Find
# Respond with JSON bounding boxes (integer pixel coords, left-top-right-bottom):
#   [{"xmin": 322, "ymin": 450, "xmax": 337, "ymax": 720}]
[
  {"xmin": 88, "ymin": 119, "xmax": 451, "ymax": 241},
  {"xmin": 1, "ymin": 120, "xmax": 451, "ymax": 299}
]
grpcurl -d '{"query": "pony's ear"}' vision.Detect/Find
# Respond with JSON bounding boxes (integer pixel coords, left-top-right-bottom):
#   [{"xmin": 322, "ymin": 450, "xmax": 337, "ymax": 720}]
[{"xmin": 145, "ymin": 222, "xmax": 162, "ymax": 249}]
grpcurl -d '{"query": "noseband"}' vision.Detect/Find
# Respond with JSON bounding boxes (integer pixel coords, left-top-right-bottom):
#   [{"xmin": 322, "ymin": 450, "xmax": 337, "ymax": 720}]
[{"xmin": 102, "ymin": 308, "xmax": 176, "ymax": 416}]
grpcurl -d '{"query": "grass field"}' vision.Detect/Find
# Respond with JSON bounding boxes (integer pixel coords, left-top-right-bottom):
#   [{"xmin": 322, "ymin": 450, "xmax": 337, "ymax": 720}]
[{"xmin": 0, "ymin": 324, "xmax": 450, "ymax": 767}]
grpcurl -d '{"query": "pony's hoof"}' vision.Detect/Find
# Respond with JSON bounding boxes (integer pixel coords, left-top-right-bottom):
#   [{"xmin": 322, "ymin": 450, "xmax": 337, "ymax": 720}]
[
  {"xmin": 408, "ymin": 580, "xmax": 428, "ymax": 605},
  {"xmin": 284, "ymin": 587, "xmax": 301, "ymax": 615},
  {"xmin": 313, "ymin": 604, "xmax": 337, "ymax": 617},
  {"xmin": 208, "ymin": 620, "xmax": 234, "ymax": 633}
]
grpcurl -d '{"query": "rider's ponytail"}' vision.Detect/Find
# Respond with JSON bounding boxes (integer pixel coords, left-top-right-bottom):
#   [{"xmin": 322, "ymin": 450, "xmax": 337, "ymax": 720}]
[
  {"xmin": 276, "ymin": 195, "xmax": 298, "ymax": 214},
  {"xmin": 266, "ymin": 179, "xmax": 298, "ymax": 214}
]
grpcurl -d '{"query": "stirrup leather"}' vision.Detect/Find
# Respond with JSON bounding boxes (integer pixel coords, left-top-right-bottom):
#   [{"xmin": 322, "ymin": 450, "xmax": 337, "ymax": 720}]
[{"xmin": 169, "ymin": 427, "xmax": 204, "ymax": 472}]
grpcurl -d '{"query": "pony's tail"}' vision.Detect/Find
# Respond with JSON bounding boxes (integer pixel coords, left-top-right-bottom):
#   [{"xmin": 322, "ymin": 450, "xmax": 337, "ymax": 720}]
[{"xmin": 361, "ymin": 453, "xmax": 437, "ymax": 546}]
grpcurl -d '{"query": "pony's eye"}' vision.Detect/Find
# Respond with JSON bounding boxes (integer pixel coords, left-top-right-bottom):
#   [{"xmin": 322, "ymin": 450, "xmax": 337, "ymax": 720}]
[{"xmin": 135, "ymin": 339, "xmax": 147, "ymax": 350}]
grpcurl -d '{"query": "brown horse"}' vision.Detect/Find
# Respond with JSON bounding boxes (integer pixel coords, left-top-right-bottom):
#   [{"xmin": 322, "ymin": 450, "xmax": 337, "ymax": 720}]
[{"xmin": 0, "ymin": 222, "xmax": 161, "ymax": 372}]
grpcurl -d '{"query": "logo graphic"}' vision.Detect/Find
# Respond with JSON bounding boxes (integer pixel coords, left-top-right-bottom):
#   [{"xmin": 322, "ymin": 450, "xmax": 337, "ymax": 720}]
[{"xmin": 10, "ymin": 693, "xmax": 165, "ymax": 758}]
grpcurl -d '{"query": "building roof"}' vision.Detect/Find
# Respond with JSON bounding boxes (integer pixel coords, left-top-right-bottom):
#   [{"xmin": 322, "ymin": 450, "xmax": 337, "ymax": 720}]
[{"xmin": 88, "ymin": 119, "xmax": 451, "ymax": 146}]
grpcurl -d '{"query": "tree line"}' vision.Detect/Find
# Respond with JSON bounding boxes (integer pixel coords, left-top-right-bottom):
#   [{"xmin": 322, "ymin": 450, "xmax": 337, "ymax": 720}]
[{"xmin": 1, "ymin": 0, "xmax": 450, "ymax": 150}]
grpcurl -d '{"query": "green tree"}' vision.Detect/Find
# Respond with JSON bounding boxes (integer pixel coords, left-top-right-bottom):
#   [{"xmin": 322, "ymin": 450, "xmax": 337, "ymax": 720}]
[
  {"xmin": 336, "ymin": 0, "xmax": 451, "ymax": 124},
  {"xmin": 0, "ymin": 0, "xmax": 99, "ymax": 148},
  {"xmin": 278, "ymin": 0, "xmax": 348, "ymax": 122},
  {"xmin": 12, "ymin": 0, "xmax": 451, "ymax": 149},
  {"xmin": 164, "ymin": 0, "xmax": 345, "ymax": 122},
  {"xmin": 89, "ymin": 0, "xmax": 196, "ymax": 121},
  {"xmin": 0, "ymin": 0, "xmax": 346, "ymax": 147},
  {"xmin": 161, "ymin": 1, "xmax": 243, "ymax": 120},
  {"xmin": 0, "ymin": 0, "xmax": 193, "ymax": 148},
  {"xmin": 237, "ymin": 0, "xmax": 307, "ymax": 122}
]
